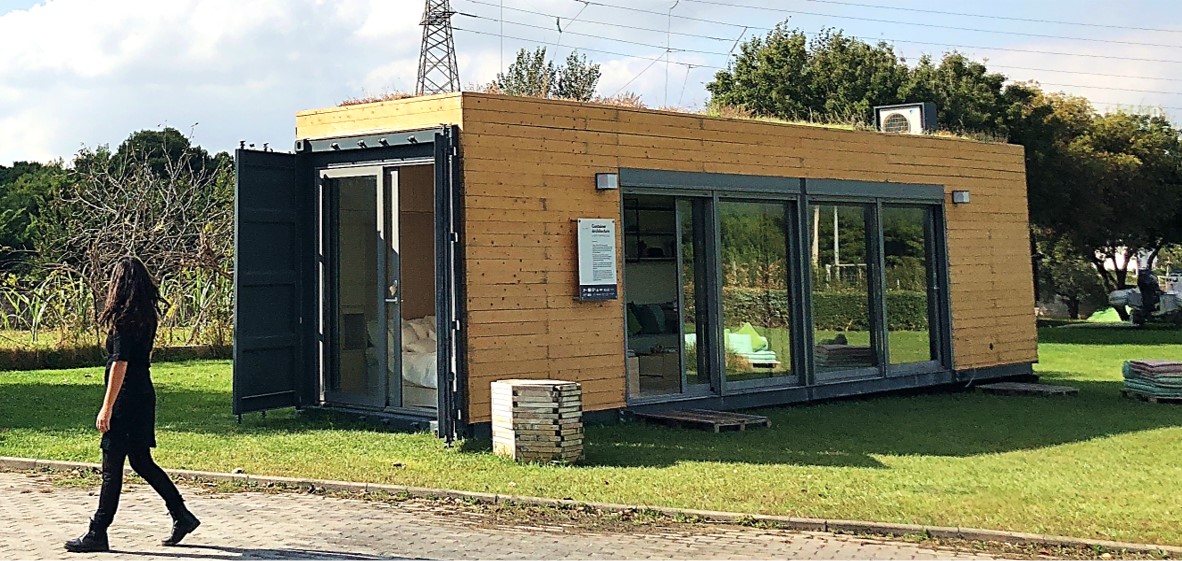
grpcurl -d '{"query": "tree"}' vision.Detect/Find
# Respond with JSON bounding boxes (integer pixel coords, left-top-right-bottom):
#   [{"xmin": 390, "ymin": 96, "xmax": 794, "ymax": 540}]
[
  {"xmin": 707, "ymin": 26, "xmax": 908, "ymax": 123},
  {"xmin": 35, "ymin": 131, "xmax": 234, "ymax": 342},
  {"xmin": 494, "ymin": 47, "xmax": 555, "ymax": 98},
  {"xmin": 1003, "ymin": 86, "xmax": 1098, "ymax": 235},
  {"xmin": 901, "ymin": 52, "xmax": 1009, "ymax": 135},
  {"xmin": 114, "ymin": 127, "xmax": 225, "ymax": 178},
  {"xmin": 554, "ymin": 51, "xmax": 601, "ymax": 102},
  {"xmin": 0, "ymin": 161, "xmax": 66, "ymax": 270},
  {"xmin": 1036, "ymin": 235, "xmax": 1107, "ymax": 319},
  {"xmin": 1065, "ymin": 111, "xmax": 1182, "ymax": 300},
  {"xmin": 494, "ymin": 48, "xmax": 602, "ymax": 101},
  {"xmin": 0, "ymin": 163, "xmax": 66, "ymax": 254}
]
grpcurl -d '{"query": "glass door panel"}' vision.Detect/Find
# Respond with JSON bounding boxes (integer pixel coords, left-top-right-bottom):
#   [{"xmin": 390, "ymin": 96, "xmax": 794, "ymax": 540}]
[
  {"xmin": 809, "ymin": 203, "xmax": 879, "ymax": 379},
  {"xmin": 624, "ymin": 195, "xmax": 712, "ymax": 399},
  {"xmin": 718, "ymin": 200, "xmax": 794, "ymax": 386},
  {"xmin": 678, "ymin": 199, "xmax": 711, "ymax": 390},
  {"xmin": 321, "ymin": 170, "xmax": 390, "ymax": 409},
  {"xmin": 882, "ymin": 206, "xmax": 938, "ymax": 366},
  {"xmin": 383, "ymin": 169, "xmax": 403, "ymax": 408}
]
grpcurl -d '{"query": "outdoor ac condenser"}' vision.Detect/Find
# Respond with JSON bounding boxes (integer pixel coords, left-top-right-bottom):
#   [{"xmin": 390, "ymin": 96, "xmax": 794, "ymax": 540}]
[{"xmin": 874, "ymin": 102, "xmax": 937, "ymax": 134}]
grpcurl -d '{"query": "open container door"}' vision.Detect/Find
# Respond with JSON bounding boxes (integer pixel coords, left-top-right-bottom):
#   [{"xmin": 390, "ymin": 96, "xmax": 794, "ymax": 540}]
[
  {"xmin": 233, "ymin": 149, "xmax": 312, "ymax": 416},
  {"xmin": 434, "ymin": 126, "xmax": 465, "ymax": 442}
]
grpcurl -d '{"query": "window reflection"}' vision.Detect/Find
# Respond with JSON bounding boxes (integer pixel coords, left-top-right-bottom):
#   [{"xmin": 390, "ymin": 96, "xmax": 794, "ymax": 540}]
[
  {"xmin": 719, "ymin": 201, "xmax": 793, "ymax": 382},
  {"xmin": 809, "ymin": 204, "xmax": 878, "ymax": 372},
  {"xmin": 882, "ymin": 206, "xmax": 937, "ymax": 364}
]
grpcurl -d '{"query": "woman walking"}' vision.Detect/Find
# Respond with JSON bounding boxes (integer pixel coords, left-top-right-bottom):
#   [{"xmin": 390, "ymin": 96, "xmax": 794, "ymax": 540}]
[{"xmin": 65, "ymin": 256, "xmax": 200, "ymax": 553}]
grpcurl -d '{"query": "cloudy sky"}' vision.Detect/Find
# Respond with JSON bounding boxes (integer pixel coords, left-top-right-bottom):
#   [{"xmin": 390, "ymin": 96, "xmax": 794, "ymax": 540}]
[{"xmin": 2, "ymin": 0, "xmax": 1181, "ymax": 166}]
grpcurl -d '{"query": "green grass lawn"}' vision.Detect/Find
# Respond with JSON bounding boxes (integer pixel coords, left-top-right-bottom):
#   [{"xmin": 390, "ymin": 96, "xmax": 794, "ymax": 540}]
[
  {"xmin": 2, "ymin": 326, "xmax": 1181, "ymax": 545},
  {"xmin": 0, "ymin": 328, "xmax": 201, "ymax": 350}
]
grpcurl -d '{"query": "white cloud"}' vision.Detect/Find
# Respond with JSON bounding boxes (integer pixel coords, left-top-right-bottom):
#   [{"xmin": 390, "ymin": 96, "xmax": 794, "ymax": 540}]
[{"xmin": 0, "ymin": 0, "xmax": 737, "ymax": 165}]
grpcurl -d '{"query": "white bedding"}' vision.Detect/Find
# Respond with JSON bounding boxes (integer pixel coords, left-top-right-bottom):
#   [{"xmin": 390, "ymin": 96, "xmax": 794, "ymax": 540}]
[
  {"xmin": 367, "ymin": 316, "xmax": 439, "ymax": 390},
  {"xmin": 401, "ymin": 350, "xmax": 437, "ymax": 388}
]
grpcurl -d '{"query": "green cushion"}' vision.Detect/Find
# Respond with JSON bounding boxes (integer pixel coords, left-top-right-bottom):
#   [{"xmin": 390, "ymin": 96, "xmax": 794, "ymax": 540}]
[
  {"xmin": 735, "ymin": 322, "xmax": 768, "ymax": 351},
  {"xmin": 626, "ymin": 305, "xmax": 643, "ymax": 336}
]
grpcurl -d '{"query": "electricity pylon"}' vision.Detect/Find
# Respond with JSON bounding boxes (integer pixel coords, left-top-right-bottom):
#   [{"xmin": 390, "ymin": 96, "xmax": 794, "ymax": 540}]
[{"xmin": 416, "ymin": 0, "xmax": 460, "ymax": 95}]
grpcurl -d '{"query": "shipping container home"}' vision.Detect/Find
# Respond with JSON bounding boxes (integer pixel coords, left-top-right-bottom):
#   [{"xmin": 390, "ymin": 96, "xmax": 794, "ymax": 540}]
[{"xmin": 233, "ymin": 92, "xmax": 1036, "ymax": 440}]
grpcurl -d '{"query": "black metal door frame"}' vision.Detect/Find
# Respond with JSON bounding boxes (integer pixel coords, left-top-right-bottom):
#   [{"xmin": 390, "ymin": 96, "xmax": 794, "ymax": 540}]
[{"xmin": 233, "ymin": 128, "xmax": 466, "ymax": 439}]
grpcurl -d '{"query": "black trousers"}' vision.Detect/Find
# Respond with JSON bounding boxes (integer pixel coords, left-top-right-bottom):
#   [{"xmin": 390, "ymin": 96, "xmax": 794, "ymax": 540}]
[{"xmin": 93, "ymin": 447, "xmax": 185, "ymax": 528}]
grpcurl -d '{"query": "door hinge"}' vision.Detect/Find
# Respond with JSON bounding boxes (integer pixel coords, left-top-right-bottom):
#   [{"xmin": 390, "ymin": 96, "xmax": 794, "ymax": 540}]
[
  {"xmin": 449, "ymin": 232, "xmax": 459, "ymax": 242},
  {"xmin": 451, "ymin": 146, "xmax": 458, "ymax": 156},
  {"xmin": 451, "ymin": 320, "xmax": 461, "ymax": 331}
]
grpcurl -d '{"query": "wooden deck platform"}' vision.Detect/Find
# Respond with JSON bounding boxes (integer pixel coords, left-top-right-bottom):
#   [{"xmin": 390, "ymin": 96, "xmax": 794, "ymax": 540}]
[
  {"xmin": 631, "ymin": 409, "xmax": 772, "ymax": 432},
  {"xmin": 1121, "ymin": 389, "xmax": 1182, "ymax": 404},
  {"xmin": 977, "ymin": 382, "xmax": 1079, "ymax": 397}
]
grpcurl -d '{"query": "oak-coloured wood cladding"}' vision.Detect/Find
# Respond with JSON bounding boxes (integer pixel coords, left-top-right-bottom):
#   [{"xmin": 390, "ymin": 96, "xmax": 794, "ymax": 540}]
[{"xmin": 295, "ymin": 93, "xmax": 1037, "ymax": 424}]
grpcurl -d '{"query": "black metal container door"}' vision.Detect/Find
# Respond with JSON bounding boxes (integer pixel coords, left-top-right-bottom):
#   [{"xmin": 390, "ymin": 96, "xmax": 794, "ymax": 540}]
[
  {"xmin": 434, "ymin": 127, "xmax": 464, "ymax": 442},
  {"xmin": 233, "ymin": 149, "xmax": 307, "ymax": 415}
]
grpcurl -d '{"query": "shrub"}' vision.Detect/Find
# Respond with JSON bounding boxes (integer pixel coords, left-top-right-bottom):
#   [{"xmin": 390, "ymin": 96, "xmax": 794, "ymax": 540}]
[{"xmin": 691, "ymin": 287, "xmax": 930, "ymax": 331}]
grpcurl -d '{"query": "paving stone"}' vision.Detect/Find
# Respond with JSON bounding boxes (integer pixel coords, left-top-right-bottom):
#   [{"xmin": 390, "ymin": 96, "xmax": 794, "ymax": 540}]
[{"xmin": 0, "ymin": 471, "xmax": 999, "ymax": 560}]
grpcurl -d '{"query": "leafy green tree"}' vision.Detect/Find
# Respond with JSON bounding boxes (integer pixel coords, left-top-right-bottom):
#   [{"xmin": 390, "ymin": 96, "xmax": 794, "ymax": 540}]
[
  {"xmin": 554, "ymin": 51, "xmax": 602, "ymax": 102},
  {"xmin": 114, "ymin": 127, "xmax": 226, "ymax": 178},
  {"xmin": 495, "ymin": 47, "xmax": 555, "ymax": 98},
  {"xmin": 1036, "ymin": 235, "xmax": 1107, "ymax": 319},
  {"xmin": 900, "ymin": 52, "xmax": 1008, "ymax": 134},
  {"xmin": 494, "ymin": 48, "xmax": 601, "ymax": 101},
  {"xmin": 1004, "ymin": 86, "xmax": 1097, "ymax": 235},
  {"xmin": 1065, "ymin": 111, "xmax": 1182, "ymax": 297},
  {"xmin": 0, "ymin": 161, "xmax": 66, "ymax": 270},
  {"xmin": 707, "ymin": 26, "xmax": 908, "ymax": 122}
]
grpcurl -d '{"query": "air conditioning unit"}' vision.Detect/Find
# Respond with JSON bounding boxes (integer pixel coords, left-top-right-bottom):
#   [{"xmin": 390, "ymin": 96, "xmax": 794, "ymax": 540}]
[{"xmin": 874, "ymin": 102, "xmax": 937, "ymax": 134}]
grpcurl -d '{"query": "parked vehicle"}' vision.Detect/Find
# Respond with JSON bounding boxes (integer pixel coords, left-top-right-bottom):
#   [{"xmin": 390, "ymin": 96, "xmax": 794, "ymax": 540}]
[{"xmin": 1108, "ymin": 269, "xmax": 1182, "ymax": 326}]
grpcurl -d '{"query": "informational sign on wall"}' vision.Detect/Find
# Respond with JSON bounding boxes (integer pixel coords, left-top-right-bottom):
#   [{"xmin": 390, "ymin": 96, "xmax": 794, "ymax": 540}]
[{"xmin": 576, "ymin": 218, "xmax": 618, "ymax": 301}]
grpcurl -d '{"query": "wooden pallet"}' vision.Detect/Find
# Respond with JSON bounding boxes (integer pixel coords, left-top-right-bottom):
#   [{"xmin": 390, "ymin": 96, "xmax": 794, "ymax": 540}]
[
  {"xmin": 632, "ymin": 409, "xmax": 772, "ymax": 432},
  {"xmin": 977, "ymin": 382, "xmax": 1079, "ymax": 397},
  {"xmin": 1121, "ymin": 389, "xmax": 1182, "ymax": 404}
]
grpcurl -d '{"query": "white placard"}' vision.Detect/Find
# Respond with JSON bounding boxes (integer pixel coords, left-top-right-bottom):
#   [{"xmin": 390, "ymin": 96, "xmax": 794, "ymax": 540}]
[{"xmin": 576, "ymin": 218, "xmax": 618, "ymax": 301}]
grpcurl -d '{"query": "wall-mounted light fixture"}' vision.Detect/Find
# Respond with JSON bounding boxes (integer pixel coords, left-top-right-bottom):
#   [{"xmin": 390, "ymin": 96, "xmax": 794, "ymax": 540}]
[
  {"xmin": 595, "ymin": 172, "xmax": 619, "ymax": 190},
  {"xmin": 951, "ymin": 190, "xmax": 971, "ymax": 205}
]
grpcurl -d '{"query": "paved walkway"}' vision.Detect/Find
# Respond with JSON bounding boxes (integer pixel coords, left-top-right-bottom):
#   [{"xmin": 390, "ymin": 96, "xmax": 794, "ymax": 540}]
[{"xmin": 1, "ymin": 471, "xmax": 995, "ymax": 560}]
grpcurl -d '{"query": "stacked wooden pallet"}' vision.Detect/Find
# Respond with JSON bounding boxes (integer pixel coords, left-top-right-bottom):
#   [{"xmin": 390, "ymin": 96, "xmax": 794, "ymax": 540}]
[
  {"xmin": 1123, "ymin": 360, "xmax": 1182, "ymax": 403},
  {"xmin": 814, "ymin": 344, "xmax": 874, "ymax": 368},
  {"xmin": 491, "ymin": 380, "xmax": 584, "ymax": 464}
]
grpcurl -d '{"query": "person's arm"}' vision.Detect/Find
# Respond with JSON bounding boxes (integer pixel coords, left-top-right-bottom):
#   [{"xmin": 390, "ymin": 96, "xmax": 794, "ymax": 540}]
[{"xmin": 97, "ymin": 361, "xmax": 126, "ymax": 433}]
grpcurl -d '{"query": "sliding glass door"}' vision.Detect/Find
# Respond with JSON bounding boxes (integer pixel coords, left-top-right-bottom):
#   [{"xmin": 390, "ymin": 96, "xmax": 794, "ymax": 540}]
[
  {"xmin": 621, "ymin": 177, "xmax": 950, "ymax": 403},
  {"xmin": 623, "ymin": 195, "xmax": 713, "ymax": 399},
  {"xmin": 882, "ymin": 205, "xmax": 941, "ymax": 369},
  {"xmin": 809, "ymin": 203, "xmax": 881, "ymax": 381},
  {"xmin": 718, "ymin": 200, "xmax": 796, "ymax": 389}
]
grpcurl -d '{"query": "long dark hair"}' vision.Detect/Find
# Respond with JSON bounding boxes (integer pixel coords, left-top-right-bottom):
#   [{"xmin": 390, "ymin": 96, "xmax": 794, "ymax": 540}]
[{"xmin": 97, "ymin": 256, "xmax": 164, "ymax": 337}]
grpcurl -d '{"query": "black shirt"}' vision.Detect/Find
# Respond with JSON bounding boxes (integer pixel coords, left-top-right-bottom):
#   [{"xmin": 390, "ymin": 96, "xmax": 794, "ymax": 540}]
[{"xmin": 101, "ymin": 323, "xmax": 157, "ymax": 451}]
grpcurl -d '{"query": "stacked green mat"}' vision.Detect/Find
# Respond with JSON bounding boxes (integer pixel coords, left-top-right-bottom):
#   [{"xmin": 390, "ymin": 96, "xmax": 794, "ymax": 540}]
[{"xmin": 1123, "ymin": 360, "xmax": 1182, "ymax": 398}]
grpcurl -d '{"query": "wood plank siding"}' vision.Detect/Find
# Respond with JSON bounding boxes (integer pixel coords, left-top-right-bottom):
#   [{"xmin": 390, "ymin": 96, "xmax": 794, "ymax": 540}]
[{"xmin": 295, "ymin": 92, "xmax": 1037, "ymax": 424}]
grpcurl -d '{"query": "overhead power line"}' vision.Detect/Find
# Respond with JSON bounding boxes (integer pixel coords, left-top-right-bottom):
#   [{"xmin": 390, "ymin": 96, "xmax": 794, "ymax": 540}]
[
  {"xmin": 680, "ymin": 0, "xmax": 1182, "ymax": 50},
  {"xmin": 464, "ymin": 0, "xmax": 736, "ymax": 42},
  {"xmin": 575, "ymin": 0, "xmax": 1182, "ymax": 64},
  {"xmin": 1092, "ymin": 100, "xmax": 1182, "ymax": 112},
  {"xmin": 452, "ymin": 26, "xmax": 720, "ymax": 70},
  {"xmin": 468, "ymin": 3, "xmax": 1182, "ymax": 67},
  {"xmin": 805, "ymin": 0, "xmax": 1182, "ymax": 34},
  {"xmin": 1037, "ymin": 83, "xmax": 1181, "ymax": 96},
  {"xmin": 994, "ymin": 65, "xmax": 1182, "ymax": 84},
  {"xmin": 457, "ymin": 2, "xmax": 1182, "ymax": 101},
  {"xmin": 576, "ymin": 0, "xmax": 748, "ymax": 29},
  {"xmin": 463, "ymin": 11, "xmax": 727, "ymax": 56}
]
